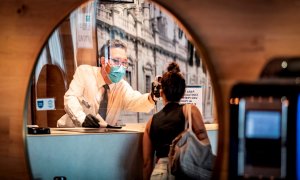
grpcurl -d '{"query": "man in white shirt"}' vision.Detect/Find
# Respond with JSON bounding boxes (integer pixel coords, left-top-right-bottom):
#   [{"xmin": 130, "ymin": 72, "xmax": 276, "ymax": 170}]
[{"xmin": 57, "ymin": 39, "xmax": 156, "ymax": 128}]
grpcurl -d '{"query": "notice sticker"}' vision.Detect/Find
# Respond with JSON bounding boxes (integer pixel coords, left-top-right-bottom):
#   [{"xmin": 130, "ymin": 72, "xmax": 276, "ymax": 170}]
[
  {"xmin": 180, "ymin": 86, "xmax": 203, "ymax": 114},
  {"xmin": 36, "ymin": 98, "xmax": 56, "ymax": 111}
]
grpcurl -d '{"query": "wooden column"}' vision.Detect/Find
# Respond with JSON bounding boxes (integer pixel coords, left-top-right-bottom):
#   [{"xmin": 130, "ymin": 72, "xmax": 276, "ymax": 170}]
[{"xmin": 0, "ymin": 0, "xmax": 88, "ymax": 179}]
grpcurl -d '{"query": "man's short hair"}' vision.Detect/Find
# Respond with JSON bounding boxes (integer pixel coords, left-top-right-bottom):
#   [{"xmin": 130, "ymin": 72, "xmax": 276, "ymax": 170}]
[{"xmin": 99, "ymin": 39, "xmax": 127, "ymax": 59}]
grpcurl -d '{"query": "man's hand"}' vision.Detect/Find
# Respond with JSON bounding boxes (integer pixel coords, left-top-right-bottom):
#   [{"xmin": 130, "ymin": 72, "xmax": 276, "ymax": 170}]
[{"xmin": 82, "ymin": 114, "xmax": 100, "ymax": 128}]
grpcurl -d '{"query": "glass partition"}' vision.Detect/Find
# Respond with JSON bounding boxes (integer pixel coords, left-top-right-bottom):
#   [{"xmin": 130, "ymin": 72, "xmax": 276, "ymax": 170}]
[
  {"xmin": 96, "ymin": 1, "xmax": 215, "ymax": 124},
  {"xmin": 26, "ymin": 0, "xmax": 216, "ymax": 128},
  {"xmin": 25, "ymin": 0, "xmax": 218, "ymax": 179}
]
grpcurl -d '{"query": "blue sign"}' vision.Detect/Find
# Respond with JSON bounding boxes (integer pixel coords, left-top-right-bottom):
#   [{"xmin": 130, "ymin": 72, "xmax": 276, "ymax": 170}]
[
  {"xmin": 36, "ymin": 98, "xmax": 55, "ymax": 111},
  {"xmin": 37, "ymin": 100, "xmax": 44, "ymax": 109}
]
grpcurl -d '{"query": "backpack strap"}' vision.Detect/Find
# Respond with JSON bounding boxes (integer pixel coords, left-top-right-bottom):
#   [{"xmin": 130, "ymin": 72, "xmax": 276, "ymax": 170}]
[
  {"xmin": 187, "ymin": 104, "xmax": 192, "ymax": 132},
  {"xmin": 183, "ymin": 104, "xmax": 192, "ymax": 131}
]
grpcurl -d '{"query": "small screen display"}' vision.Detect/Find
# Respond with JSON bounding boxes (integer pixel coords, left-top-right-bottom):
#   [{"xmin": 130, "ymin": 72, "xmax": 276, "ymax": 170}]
[
  {"xmin": 245, "ymin": 111, "xmax": 281, "ymax": 139},
  {"xmin": 297, "ymin": 94, "xmax": 300, "ymax": 179}
]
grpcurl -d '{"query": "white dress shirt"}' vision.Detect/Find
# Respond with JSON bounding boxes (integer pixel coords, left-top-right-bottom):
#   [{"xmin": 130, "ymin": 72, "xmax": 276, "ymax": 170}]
[{"xmin": 57, "ymin": 64, "xmax": 154, "ymax": 127}]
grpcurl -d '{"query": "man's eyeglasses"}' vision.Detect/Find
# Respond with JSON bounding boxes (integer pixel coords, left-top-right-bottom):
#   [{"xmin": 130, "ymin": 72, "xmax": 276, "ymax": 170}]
[{"xmin": 109, "ymin": 58, "xmax": 129, "ymax": 69}]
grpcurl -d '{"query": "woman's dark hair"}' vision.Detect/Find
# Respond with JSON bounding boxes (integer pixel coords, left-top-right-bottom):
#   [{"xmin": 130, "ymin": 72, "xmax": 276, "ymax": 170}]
[{"xmin": 161, "ymin": 62, "xmax": 186, "ymax": 102}]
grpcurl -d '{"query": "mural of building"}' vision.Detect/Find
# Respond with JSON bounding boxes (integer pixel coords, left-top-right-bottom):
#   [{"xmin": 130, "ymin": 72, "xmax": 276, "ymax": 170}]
[{"xmin": 96, "ymin": 0, "xmax": 214, "ymax": 123}]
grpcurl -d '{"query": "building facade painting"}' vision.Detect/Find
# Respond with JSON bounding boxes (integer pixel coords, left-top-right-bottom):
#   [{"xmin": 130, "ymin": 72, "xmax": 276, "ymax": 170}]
[{"xmin": 96, "ymin": 1, "xmax": 215, "ymax": 123}]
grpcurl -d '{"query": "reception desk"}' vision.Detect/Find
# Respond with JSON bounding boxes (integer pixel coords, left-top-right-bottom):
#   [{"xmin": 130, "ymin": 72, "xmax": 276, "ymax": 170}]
[{"xmin": 26, "ymin": 124, "xmax": 218, "ymax": 180}]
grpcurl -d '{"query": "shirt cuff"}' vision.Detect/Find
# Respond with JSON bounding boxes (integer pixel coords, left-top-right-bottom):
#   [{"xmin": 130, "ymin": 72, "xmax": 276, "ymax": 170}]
[
  {"xmin": 145, "ymin": 93, "xmax": 155, "ymax": 109},
  {"xmin": 77, "ymin": 112, "xmax": 86, "ymax": 125}
]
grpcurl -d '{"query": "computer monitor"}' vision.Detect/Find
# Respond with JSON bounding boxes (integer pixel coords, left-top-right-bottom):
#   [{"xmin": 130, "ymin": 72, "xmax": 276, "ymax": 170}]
[{"xmin": 229, "ymin": 82, "xmax": 300, "ymax": 180}]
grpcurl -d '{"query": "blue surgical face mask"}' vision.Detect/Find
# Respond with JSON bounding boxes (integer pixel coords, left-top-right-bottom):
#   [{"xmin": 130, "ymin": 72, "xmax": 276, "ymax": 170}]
[{"xmin": 108, "ymin": 66, "xmax": 126, "ymax": 83}]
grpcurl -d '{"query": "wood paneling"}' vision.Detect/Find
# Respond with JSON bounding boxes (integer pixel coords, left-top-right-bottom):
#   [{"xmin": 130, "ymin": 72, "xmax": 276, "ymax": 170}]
[
  {"xmin": 0, "ymin": 0, "xmax": 88, "ymax": 179},
  {"xmin": 2, "ymin": 0, "xmax": 300, "ymax": 179},
  {"xmin": 35, "ymin": 65, "xmax": 66, "ymax": 127}
]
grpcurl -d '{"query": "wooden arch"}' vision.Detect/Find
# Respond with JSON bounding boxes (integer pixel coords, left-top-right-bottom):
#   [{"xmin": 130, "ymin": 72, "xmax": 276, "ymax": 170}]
[{"xmin": 2, "ymin": 0, "xmax": 300, "ymax": 179}]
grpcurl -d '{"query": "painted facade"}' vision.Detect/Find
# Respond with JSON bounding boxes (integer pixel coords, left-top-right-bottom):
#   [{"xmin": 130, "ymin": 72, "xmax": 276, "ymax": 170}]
[{"xmin": 96, "ymin": 1, "xmax": 215, "ymax": 123}]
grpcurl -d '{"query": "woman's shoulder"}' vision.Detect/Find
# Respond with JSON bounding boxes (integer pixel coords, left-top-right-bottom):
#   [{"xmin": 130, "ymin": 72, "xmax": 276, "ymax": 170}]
[
  {"xmin": 190, "ymin": 104, "xmax": 201, "ymax": 113},
  {"xmin": 184, "ymin": 103, "xmax": 199, "ymax": 111},
  {"xmin": 182, "ymin": 103, "xmax": 201, "ymax": 117}
]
